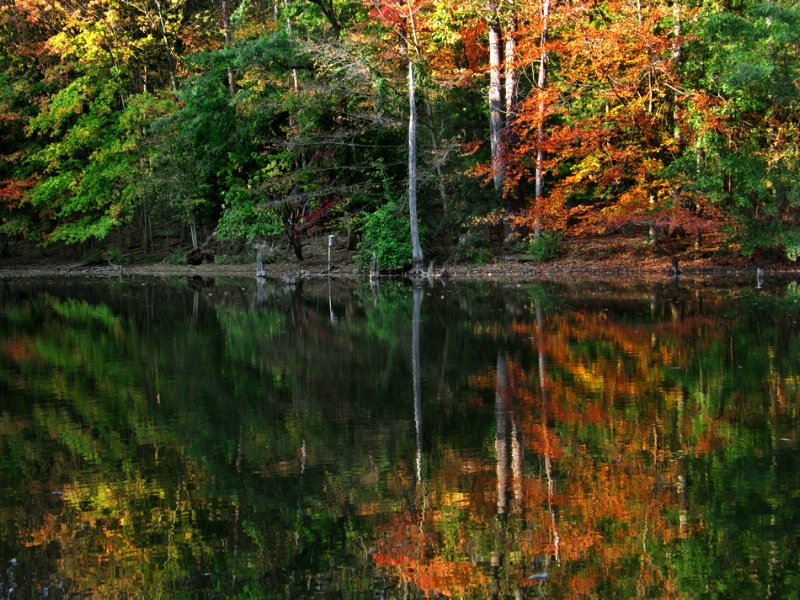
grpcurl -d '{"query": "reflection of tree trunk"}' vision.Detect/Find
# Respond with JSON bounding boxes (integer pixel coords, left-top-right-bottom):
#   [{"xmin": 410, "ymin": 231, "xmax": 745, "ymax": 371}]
[
  {"xmin": 536, "ymin": 300, "xmax": 560, "ymax": 564},
  {"xmin": 412, "ymin": 285, "xmax": 423, "ymax": 485},
  {"xmin": 511, "ymin": 418, "xmax": 524, "ymax": 515},
  {"xmin": 495, "ymin": 353, "xmax": 509, "ymax": 517},
  {"xmin": 767, "ymin": 376, "xmax": 780, "ymax": 595},
  {"xmin": 491, "ymin": 352, "xmax": 510, "ymax": 599},
  {"xmin": 255, "ymin": 277, "xmax": 265, "ymax": 305}
]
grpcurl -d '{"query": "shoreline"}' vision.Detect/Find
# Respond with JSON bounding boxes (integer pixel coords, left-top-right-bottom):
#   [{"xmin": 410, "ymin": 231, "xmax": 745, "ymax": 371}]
[
  {"xmin": 1, "ymin": 256, "xmax": 797, "ymax": 286},
  {"xmin": 2, "ymin": 230, "xmax": 800, "ymax": 285}
]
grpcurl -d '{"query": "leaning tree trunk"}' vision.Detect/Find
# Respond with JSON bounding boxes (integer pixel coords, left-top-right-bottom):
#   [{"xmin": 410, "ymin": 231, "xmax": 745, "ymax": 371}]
[{"xmin": 503, "ymin": 5, "xmax": 523, "ymax": 247}]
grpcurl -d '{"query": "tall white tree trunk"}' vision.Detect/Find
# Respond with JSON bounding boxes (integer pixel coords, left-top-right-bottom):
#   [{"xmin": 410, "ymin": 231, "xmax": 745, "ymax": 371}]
[
  {"xmin": 408, "ymin": 61, "xmax": 425, "ymax": 272},
  {"xmin": 487, "ymin": 3, "xmax": 505, "ymax": 193},
  {"xmin": 504, "ymin": 12, "xmax": 517, "ymax": 127}
]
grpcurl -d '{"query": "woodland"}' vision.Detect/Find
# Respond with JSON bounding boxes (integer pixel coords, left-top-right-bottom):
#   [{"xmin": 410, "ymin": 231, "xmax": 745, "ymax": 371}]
[{"xmin": 1, "ymin": 0, "xmax": 800, "ymax": 272}]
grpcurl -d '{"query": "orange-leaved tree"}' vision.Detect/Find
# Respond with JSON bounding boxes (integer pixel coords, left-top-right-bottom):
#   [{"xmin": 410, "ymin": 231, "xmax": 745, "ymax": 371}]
[{"xmin": 508, "ymin": 0, "xmax": 722, "ymax": 244}]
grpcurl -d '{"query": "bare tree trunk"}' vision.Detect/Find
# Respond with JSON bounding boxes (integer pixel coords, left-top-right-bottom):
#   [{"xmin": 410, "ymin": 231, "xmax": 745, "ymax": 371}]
[
  {"xmin": 533, "ymin": 0, "xmax": 551, "ymax": 241},
  {"xmin": 189, "ymin": 220, "xmax": 198, "ymax": 251},
  {"xmin": 504, "ymin": 2, "xmax": 518, "ymax": 199},
  {"xmin": 504, "ymin": 8, "xmax": 518, "ymax": 131},
  {"xmin": 503, "ymin": 5, "xmax": 523, "ymax": 246},
  {"xmin": 221, "ymin": 0, "xmax": 236, "ymax": 96},
  {"xmin": 487, "ymin": 1, "xmax": 505, "ymax": 194},
  {"xmin": 423, "ymin": 97, "xmax": 449, "ymax": 210},
  {"xmin": 408, "ymin": 61, "xmax": 425, "ymax": 272},
  {"xmin": 649, "ymin": 194, "xmax": 659, "ymax": 246},
  {"xmin": 141, "ymin": 205, "xmax": 150, "ymax": 255},
  {"xmin": 153, "ymin": 0, "xmax": 178, "ymax": 92},
  {"xmin": 255, "ymin": 245, "xmax": 267, "ymax": 277}
]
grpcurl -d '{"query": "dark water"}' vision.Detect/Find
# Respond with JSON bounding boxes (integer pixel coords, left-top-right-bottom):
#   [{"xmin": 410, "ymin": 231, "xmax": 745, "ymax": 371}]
[{"xmin": 1, "ymin": 275, "xmax": 800, "ymax": 598}]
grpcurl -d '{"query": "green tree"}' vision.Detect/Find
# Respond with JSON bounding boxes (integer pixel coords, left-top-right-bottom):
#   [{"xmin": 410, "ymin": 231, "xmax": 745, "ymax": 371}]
[{"xmin": 678, "ymin": 0, "xmax": 800, "ymax": 257}]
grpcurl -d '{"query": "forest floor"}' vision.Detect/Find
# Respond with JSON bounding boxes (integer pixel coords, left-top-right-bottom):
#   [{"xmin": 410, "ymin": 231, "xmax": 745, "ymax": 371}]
[{"xmin": 1, "ymin": 227, "xmax": 799, "ymax": 285}]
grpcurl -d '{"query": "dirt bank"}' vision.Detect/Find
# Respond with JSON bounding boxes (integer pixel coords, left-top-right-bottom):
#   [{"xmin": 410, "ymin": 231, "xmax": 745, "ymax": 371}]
[{"xmin": 1, "ymin": 230, "xmax": 798, "ymax": 284}]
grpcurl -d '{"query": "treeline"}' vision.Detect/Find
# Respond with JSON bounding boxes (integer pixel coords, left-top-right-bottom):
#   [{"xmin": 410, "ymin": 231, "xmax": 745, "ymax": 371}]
[{"xmin": 1, "ymin": 0, "xmax": 799, "ymax": 267}]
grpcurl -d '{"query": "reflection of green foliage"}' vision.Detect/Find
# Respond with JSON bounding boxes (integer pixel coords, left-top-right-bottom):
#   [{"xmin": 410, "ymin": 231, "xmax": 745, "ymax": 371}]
[
  {"xmin": 50, "ymin": 298, "xmax": 121, "ymax": 331},
  {"xmin": 2, "ymin": 279, "xmax": 800, "ymax": 596}
]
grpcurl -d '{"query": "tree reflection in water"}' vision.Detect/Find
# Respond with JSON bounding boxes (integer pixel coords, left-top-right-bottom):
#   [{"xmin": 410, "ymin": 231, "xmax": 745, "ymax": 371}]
[{"xmin": 0, "ymin": 277, "xmax": 799, "ymax": 597}]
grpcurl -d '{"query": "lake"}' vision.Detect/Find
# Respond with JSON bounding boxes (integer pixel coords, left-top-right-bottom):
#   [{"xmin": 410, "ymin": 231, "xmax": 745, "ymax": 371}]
[{"xmin": 1, "ymin": 274, "xmax": 799, "ymax": 598}]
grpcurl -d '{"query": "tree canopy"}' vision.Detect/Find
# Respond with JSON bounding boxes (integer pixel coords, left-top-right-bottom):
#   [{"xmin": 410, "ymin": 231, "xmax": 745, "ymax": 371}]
[{"xmin": 1, "ymin": 0, "xmax": 800, "ymax": 265}]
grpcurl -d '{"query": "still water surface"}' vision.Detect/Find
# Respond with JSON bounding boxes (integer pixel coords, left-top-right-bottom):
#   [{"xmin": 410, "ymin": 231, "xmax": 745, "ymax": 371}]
[{"xmin": 1, "ymin": 275, "xmax": 800, "ymax": 598}]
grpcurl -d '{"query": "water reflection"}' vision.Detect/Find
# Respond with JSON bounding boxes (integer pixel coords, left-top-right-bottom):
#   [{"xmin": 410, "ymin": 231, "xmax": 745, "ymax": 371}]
[{"xmin": 0, "ymin": 276, "xmax": 799, "ymax": 597}]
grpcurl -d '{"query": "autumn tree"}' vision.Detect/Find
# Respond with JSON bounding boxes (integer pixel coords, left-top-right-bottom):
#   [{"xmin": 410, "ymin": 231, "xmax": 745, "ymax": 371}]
[
  {"xmin": 508, "ymin": 0, "xmax": 722, "ymax": 247},
  {"xmin": 0, "ymin": 0, "xmax": 219, "ymax": 248},
  {"xmin": 676, "ymin": 0, "xmax": 800, "ymax": 258}
]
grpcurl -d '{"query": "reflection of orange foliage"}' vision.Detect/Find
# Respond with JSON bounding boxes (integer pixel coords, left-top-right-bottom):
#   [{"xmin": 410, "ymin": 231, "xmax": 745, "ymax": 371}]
[
  {"xmin": 414, "ymin": 557, "xmax": 487, "ymax": 597},
  {"xmin": 1, "ymin": 336, "xmax": 39, "ymax": 364},
  {"xmin": 527, "ymin": 423, "xmax": 562, "ymax": 458},
  {"xmin": 373, "ymin": 513, "xmax": 434, "ymax": 568},
  {"xmin": 427, "ymin": 305, "xmax": 730, "ymax": 597},
  {"xmin": 692, "ymin": 418, "xmax": 729, "ymax": 454},
  {"xmin": 373, "ymin": 512, "xmax": 487, "ymax": 597}
]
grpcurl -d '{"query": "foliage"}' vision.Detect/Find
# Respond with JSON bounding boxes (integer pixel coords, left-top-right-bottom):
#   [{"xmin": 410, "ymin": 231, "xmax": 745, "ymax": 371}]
[
  {"xmin": 356, "ymin": 200, "xmax": 414, "ymax": 272},
  {"xmin": 215, "ymin": 187, "xmax": 284, "ymax": 243},
  {"xmin": 214, "ymin": 248, "xmax": 259, "ymax": 265},
  {"xmin": 1, "ymin": 0, "xmax": 799, "ymax": 261},
  {"xmin": 455, "ymin": 225, "xmax": 494, "ymax": 265},
  {"xmin": 522, "ymin": 230, "xmax": 563, "ymax": 262},
  {"xmin": 163, "ymin": 250, "xmax": 188, "ymax": 265}
]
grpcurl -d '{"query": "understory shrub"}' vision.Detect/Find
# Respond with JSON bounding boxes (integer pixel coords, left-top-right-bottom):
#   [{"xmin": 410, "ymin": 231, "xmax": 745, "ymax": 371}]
[
  {"xmin": 356, "ymin": 201, "xmax": 412, "ymax": 272},
  {"xmin": 524, "ymin": 230, "xmax": 563, "ymax": 262},
  {"xmin": 456, "ymin": 226, "xmax": 493, "ymax": 265}
]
